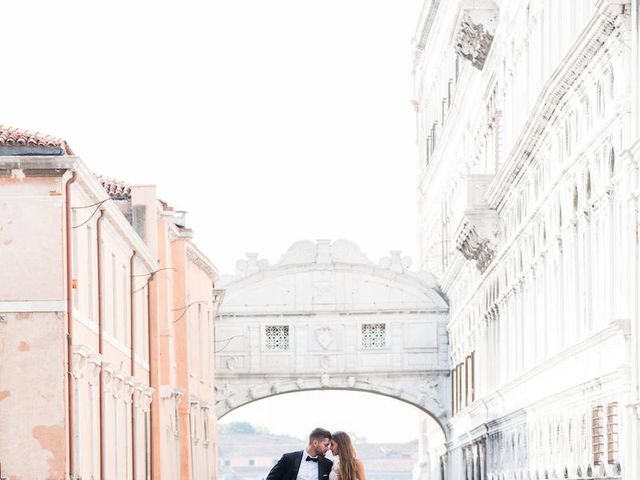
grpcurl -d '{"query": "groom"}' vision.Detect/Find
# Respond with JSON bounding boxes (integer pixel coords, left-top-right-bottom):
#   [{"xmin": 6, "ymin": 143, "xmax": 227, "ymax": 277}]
[{"xmin": 266, "ymin": 427, "xmax": 333, "ymax": 480}]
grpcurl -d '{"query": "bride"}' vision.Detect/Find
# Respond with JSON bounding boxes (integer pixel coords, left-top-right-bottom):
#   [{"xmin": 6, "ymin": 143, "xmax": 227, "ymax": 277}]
[{"xmin": 329, "ymin": 431, "xmax": 367, "ymax": 480}]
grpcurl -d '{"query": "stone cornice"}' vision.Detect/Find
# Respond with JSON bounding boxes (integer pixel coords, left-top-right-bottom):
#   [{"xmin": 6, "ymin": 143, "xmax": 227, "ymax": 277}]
[
  {"xmin": 186, "ymin": 242, "xmax": 219, "ymax": 283},
  {"xmin": 486, "ymin": 1, "xmax": 627, "ymax": 209}
]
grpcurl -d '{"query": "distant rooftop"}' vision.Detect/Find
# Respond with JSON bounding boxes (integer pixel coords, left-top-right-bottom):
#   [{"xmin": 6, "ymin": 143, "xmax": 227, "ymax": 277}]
[
  {"xmin": 96, "ymin": 175, "xmax": 132, "ymax": 199},
  {"xmin": 0, "ymin": 125, "xmax": 74, "ymax": 156}
]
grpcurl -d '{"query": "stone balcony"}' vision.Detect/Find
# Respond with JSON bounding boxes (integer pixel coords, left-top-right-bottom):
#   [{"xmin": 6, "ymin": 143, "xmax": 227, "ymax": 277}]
[{"xmin": 452, "ymin": 174, "xmax": 499, "ymax": 273}]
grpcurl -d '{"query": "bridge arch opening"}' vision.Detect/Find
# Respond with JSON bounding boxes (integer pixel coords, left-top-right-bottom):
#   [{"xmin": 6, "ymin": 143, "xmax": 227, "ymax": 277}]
[{"xmin": 217, "ymin": 389, "xmax": 447, "ymax": 480}]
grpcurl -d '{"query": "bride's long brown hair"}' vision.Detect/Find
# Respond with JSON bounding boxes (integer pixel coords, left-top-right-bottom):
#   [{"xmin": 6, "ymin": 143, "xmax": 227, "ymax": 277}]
[{"xmin": 332, "ymin": 431, "xmax": 358, "ymax": 480}]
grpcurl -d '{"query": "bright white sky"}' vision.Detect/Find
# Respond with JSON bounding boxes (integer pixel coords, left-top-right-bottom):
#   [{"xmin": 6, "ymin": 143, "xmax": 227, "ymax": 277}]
[
  {"xmin": 220, "ymin": 390, "xmax": 425, "ymax": 443},
  {"xmin": 4, "ymin": 0, "xmax": 427, "ymax": 441},
  {"xmin": 2, "ymin": 0, "xmax": 423, "ymax": 274}
]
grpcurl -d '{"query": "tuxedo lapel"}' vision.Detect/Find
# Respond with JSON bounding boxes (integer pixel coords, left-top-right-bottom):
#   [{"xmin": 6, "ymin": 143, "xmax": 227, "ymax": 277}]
[
  {"xmin": 318, "ymin": 457, "xmax": 332, "ymax": 480},
  {"xmin": 291, "ymin": 450, "xmax": 303, "ymax": 479}
]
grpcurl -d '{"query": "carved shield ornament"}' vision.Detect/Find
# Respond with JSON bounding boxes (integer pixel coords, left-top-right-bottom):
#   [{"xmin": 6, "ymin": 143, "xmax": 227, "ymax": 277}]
[{"xmin": 315, "ymin": 327, "xmax": 333, "ymax": 350}]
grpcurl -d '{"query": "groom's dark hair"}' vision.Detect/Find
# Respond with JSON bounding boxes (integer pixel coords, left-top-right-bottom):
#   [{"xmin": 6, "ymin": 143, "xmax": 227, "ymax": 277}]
[{"xmin": 309, "ymin": 427, "xmax": 331, "ymax": 443}]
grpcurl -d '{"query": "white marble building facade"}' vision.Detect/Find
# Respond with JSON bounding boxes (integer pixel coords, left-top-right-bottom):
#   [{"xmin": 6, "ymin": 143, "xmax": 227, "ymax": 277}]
[{"xmin": 413, "ymin": 0, "xmax": 640, "ymax": 479}]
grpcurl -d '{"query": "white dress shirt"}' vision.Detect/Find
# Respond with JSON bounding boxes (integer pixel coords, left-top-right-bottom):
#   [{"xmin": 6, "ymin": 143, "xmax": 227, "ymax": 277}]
[{"xmin": 296, "ymin": 448, "xmax": 319, "ymax": 480}]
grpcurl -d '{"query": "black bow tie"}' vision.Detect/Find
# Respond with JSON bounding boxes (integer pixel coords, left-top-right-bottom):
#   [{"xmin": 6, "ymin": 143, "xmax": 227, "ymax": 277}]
[{"xmin": 306, "ymin": 456, "xmax": 319, "ymax": 463}]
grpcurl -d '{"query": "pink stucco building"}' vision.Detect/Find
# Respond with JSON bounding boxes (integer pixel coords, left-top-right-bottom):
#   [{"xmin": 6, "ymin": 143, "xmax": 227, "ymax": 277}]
[{"xmin": 0, "ymin": 126, "xmax": 220, "ymax": 479}]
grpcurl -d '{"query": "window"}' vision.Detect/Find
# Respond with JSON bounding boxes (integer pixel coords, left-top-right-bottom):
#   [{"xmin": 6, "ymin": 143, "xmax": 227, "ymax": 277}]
[
  {"xmin": 203, "ymin": 409, "xmax": 209, "ymax": 443},
  {"xmin": 87, "ymin": 227, "xmax": 93, "ymax": 321},
  {"xmin": 592, "ymin": 405, "xmax": 604, "ymax": 465},
  {"xmin": 122, "ymin": 265, "xmax": 127, "ymax": 346},
  {"xmin": 265, "ymin": 325, "xmax": 290, "ymax": 351},
  {"xmin": 607, "ymin": 402, "xmax": 619, "ymax": 464},
  {"xmin": 361, "ymin": 323, "xmax": 386, "ymax": 349},
  {"xmin": 112, "ymin": 253, "xmax": 117, "ymax": 337},
  {"xmin": 597, "ymin": 81, "xmax": 604, "ymax": 118},
  {"xmin": 198, "ymin": 304, "xmax": 204, "ymax": 379}
]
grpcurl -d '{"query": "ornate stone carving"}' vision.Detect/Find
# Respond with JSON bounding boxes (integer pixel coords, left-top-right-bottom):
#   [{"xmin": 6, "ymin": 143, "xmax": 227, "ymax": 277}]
[
  {"xmin": 456, "ymin": 221, "xmax": 496, "ymax": 273},
  {"xmin": 71, "ymin": 345, "xmax": 91, "ymax": 380},
  {"xmin": 225, "ymin": 356, "xmax": 238, "ymax": 370},
  {"xmin": 453, "ymin": 175, "xmax": 499, "ymax": 273},
  {"xmin": 87, "ymin": 354, "xmax": 103, "ymax": 386},
  {"xmin": 248, "ymin": 386, "xmax": 259, "ymax": 399},
  {"xmin": 379, "ymin": 250, "xmax": 412, "ymax": 273},
  {"xmin": 315, "ymin": 327, "xmax": 333, "ymax": 350},
  {"xmin": 455, "ymin": 13, "xmax": 495, "ymax": 70},
  {"xmin": 234, "ymin": 252, "xmax": 269, "ymax": 276}
]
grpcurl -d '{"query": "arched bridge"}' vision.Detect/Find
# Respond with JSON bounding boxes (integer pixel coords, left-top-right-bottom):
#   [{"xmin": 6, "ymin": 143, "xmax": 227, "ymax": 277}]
[{"xmin": 214, "ymin": 239, "xmax": 451, "ymax": 430}]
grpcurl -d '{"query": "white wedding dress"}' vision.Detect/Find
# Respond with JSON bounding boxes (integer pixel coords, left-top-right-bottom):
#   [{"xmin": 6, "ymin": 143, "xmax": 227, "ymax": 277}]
[{"xmin": 329, "ymin": 456, "xmax": 340, "ymax": 480}]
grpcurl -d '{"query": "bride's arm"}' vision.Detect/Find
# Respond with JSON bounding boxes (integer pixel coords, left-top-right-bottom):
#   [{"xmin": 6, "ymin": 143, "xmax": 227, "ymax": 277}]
[{"xmin": 355, "ymin": 459, "xmax": 366, "ymax": 480}]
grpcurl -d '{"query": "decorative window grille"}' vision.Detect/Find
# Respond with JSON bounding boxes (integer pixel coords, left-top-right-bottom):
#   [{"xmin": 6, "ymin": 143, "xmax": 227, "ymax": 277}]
[
  {"xmin": 265, "ymin": 325, "xmax": 290, "ymax": 351},
  {"xmin": 607, "ymin": 402, "xmax": 619, "ymax": 464},
  {"xmin": 592, "ymin": 405, "xmax": 604, "ymax": 465},
  {"xmin": 361, "ymin": 323, "xmax": 386, "ymax": 349}
]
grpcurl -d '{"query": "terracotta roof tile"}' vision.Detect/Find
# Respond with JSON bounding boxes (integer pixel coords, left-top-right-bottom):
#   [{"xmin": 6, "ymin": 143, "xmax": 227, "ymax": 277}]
[
  {"xmin": 0, "ymin": 125, "xmax": 73, "ymax": 155},
  {"xmin": 95, "ymin": 175, "xmax": 132, "ymax": 199}
]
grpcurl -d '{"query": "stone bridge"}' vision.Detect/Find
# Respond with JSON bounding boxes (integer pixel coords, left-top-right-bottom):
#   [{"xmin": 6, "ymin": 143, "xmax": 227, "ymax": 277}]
[{"xmin": 214, "ymin": 240, "xmax": 451, "ymax": 433}]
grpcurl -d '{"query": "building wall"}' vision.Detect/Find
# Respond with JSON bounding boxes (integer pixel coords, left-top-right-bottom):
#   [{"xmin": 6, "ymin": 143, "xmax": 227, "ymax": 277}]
[
  {"xmin": 414, "ymin": 0, "xmax": 640, "ymax": 478},
  {"xmin": 0, "ymin": 173, "xmax": 67, "ymax": 478},
  {"xmin": 0, "ymin": 153, "xmax": 220, "ymax": 480},
  {"xmin": 0, "ymin": 161, "xmax": 156, "ymax": 479},
  {"xmin": 0, "ymin": 169, "xmax": 67, "ymax": 478}
]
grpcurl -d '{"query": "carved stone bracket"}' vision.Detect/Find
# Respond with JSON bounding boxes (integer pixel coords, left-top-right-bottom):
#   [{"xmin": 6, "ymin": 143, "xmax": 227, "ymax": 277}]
[
  {"xmin": 454, "ymin": 174, "xmax": 499, "ymax": 273},
  {"xmin": 456, "ymin": 220, "xmax": 497, "ymax": 273},
  {"xmin": 101, "ymin": 362, "xmax": 117, "ymax": 394},
  {"xmin": 453, "ymin": 2, "xmax": 498, "ymax": 70},
  {"xmin": 71, "ymin": 345, "xmax": 91, "ymax": 380},
  {"xmin": 142, "ymin": 387, "xmax": 154, "ymax": 412},
  {"xmin": 87, "ymin": 354, "xmax": 103, "ymax": 386},
  {"xmin": 123, "ymin": 376, "xmax": 136, "ymax": 403}
]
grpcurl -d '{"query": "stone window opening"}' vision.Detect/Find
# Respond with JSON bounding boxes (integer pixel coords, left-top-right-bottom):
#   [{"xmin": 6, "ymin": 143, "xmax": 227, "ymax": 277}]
[
  {"xmin": 361, "ymin": 323, "xmax": 386, "ymax": 349},
  {"xmin": 592, "ymin": 405, "xmax": 604, "ymax": 465},
  {"xmin": 264, "ymin": 325, "xmax": 290, "ymax": 351},
  {"xmin": 609, "ymin": 148, "xmax": 615, "ymax": 178},
  {"xmin": 607, "ymin": 402, "xmax": 619, "ymax": 464},
  {"xmin": 597, "ymin": 80, "xmax": 604, "ymax": 118}
]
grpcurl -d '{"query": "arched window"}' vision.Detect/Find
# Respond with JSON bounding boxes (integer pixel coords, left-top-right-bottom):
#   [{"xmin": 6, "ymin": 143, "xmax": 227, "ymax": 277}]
[
  {"xmin": 559, "ymin": 203, "xmax": 563, "ymax": 228},
  {"xmin": 563, "ymin": 118, "xmax": 571, "ymax": 155},
  {"xmin": 609, "ymin": 147, "xmax": 615, "ymax": 177},
  {"xmin": 596, "ymin": 80, "xmax": 604, "ymax": 118},
  {"xmin": 608, "ymin": 68, "xmax": 615, "ymax": 99}
]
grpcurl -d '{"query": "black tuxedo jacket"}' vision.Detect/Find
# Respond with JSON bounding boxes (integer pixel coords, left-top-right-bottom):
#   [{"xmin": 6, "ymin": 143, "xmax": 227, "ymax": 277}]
[{"xmin": 266, "ymin": 450, "xmax": 332, "ymax": 480}]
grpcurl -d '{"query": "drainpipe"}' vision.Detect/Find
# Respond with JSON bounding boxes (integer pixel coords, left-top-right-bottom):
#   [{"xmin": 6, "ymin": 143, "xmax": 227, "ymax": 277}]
[
  {"xmin": 96, "ymin": 209, "xmax": 106, "ymax": 480},
  {"xmin": 130, "ymin": 251, "xmax": 137, "ymax": 479},
  {"xmin": 65, "ymin": 171, "xmax": 77, "ymax": 479},
  {"xmin": 146, "ymin": 273, "xmax": 156, "ymax": 480}
]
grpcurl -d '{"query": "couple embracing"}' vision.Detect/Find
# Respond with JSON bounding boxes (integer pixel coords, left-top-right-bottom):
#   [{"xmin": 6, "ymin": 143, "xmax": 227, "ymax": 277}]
[{"xmin": 266, "ymin": 427, "xmax": 367, "ymax": 480}]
